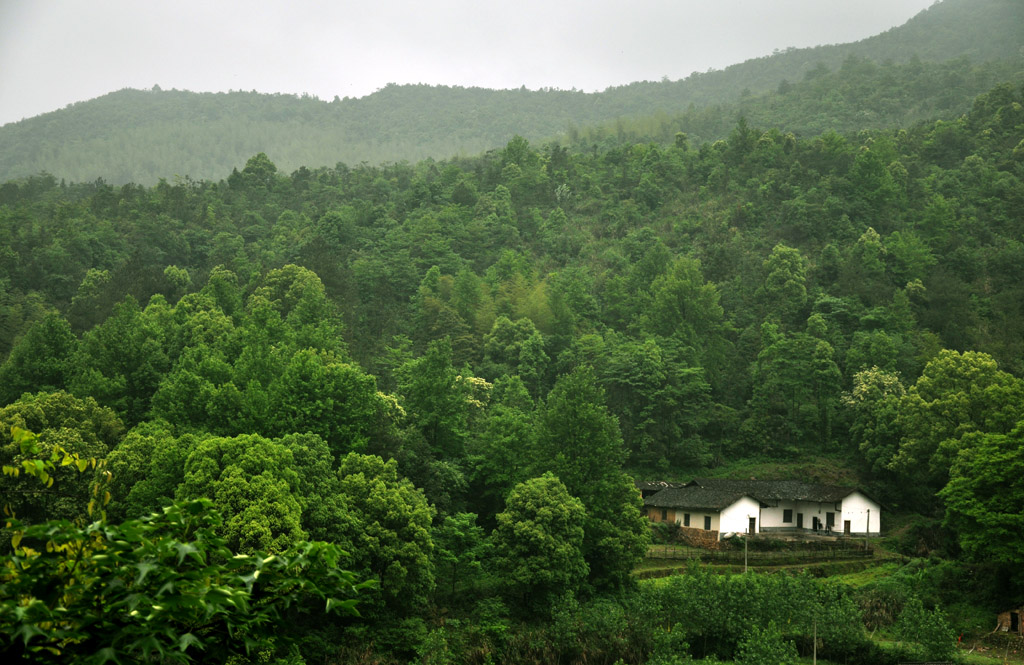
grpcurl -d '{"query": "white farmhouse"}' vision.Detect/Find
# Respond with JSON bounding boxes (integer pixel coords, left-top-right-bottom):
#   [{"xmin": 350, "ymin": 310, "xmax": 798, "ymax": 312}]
[{"xmin": 643, "ymin": 478, "xmax": 881, "ymax": 540}]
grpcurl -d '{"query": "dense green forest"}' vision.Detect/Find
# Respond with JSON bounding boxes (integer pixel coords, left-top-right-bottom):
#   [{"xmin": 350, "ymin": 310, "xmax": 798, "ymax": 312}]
[
  {"xmin": 2, "ymin": 70, "xmax": 1024, "ymax": 661},
  {"xmin": 2, "ymin": 0, "xmax": 1024, "ymax": 660},
  {"xmin": 1, "ymin": 0, "xmax": 1022, "ymax": 184}
]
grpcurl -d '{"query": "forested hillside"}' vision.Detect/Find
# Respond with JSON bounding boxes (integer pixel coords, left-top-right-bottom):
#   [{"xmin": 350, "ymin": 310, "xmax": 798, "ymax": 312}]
[
  {"xmin": 2, "ymin": 71, "xmax": 1024, "ymax": 661},
  {"xmin": 1, "ymin": 0, "xmax": 1021, "ymax": 184}
]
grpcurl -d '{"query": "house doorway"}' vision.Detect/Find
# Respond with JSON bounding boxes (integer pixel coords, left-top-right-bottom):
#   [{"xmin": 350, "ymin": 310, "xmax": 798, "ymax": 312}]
[
  {"xmin": 796, "ymin": 513, "xmax": 804, "ymax": 529},
  {"xmin": 844, "ymin": 520, "xmax": 851, "ymax": 535},
  {"xmin": 748, "ymin": 517, "xmax": 756, "ymax": 534}
]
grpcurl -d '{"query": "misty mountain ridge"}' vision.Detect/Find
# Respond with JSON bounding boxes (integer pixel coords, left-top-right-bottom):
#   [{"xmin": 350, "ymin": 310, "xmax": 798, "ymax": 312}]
[{"xmin": 0, "ymin": 0, "xmax": 1021, "ymax": 185}]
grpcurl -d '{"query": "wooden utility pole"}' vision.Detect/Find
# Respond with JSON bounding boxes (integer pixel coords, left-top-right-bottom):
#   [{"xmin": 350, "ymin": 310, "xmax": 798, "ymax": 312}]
[{"xmin": 813, "ymin": 616, "xmax": 817, "ymax": 664}]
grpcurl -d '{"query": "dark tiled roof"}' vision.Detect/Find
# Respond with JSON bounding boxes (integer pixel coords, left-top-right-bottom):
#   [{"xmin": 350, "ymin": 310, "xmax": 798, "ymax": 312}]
[
  {"xmin": 643, "ymin": 479, "xmax": 871, "ymax": 512},
  {"xmin": 687, "ymin": 478, "xmax": 857, "ymax": 503},
  {"xmin": 644, "ymin": 486, "xmax": 753, "ymax": 511},
  {"xmin": 635, "ymin": 480, "xmax": 685, "ymax": 492}
]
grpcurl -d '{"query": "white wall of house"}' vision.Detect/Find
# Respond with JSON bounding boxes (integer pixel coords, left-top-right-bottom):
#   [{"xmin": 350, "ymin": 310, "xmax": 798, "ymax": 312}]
[
  {"xmin": 761, "ymin": 500, "xmax": 797, "ymax": 528},
  {"xmin": 840, "ymin": 492, "xmax": 880, "ymax": 534},
  {"xmin": 674, "ymin": 510, "xmax": 719, "ymax": 532},
  {"xmin": 720, "ymin": 496, "xmax": 761, "ymax": 534},
  {"xmin": 660, "ymin": 488, "xmax": 881, "ymax": 536},
  {"xmin": 762, "ymin": 500, "xmax": 846, "ymax": 531}
]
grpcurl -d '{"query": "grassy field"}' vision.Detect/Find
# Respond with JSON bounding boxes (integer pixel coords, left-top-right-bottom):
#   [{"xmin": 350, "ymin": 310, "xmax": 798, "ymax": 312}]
[
  {"xmin": 871, "ymin": 636, "xmax": 1024, "ymax": 664},
  {"xmin": 825, "ymin": 561, "xmax": 903, "ymax": 586},
  {"xmin": 636, "ymin": 556, "xmax": 886, "ymax": 582},
  {"xmin": 637, "ymin": 539, "xmax": 898, "ymax": 580}
]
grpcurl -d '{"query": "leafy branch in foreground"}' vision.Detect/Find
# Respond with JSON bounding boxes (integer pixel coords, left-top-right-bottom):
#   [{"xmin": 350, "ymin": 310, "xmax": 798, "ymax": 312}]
[
  {"xmin": 2, "ymin": 426, "xmax": 95, "ymax": 485},
  {"xmin": 1, "ymin": 499, "xmax": 373, "ymax": 663},
  {"xmin": 2, "ymin": 425, "xmax": 111, "ymax": 520},
  {"xmin": 1, "ymin": 426, "xmax": 373, "ymax": 663}
]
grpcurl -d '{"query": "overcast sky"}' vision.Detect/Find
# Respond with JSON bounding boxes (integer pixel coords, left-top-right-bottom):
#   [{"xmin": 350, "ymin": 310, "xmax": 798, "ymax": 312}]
[{"xmin": 0, "ymin": 0, "xmax": 937, "ymax": 127}]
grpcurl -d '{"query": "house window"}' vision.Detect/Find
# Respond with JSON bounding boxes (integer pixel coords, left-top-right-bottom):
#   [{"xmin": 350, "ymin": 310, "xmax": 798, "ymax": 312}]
[
  {"xmin": 661, "ymin": 509, "xmax": 668, "ymax": 521},
  {"xmin": 704, "ymin": 516, "xmax": 711, "ymax": 530},
  {"xmin": 783, "ymin": 509, "xmax": 793, "ymax": 523}
]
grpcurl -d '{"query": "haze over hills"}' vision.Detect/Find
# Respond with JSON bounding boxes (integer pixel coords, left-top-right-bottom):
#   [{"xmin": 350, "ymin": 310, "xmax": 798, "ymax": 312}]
[{"xmin": 0, "ymin": 0, "xmax": 1021, "ymax": 185}]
